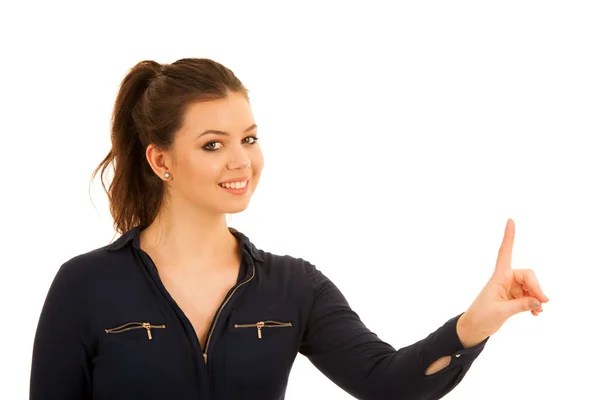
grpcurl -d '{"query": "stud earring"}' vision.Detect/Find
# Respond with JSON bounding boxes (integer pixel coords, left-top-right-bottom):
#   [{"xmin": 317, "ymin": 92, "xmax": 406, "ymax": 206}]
[{"xmin": 164, "ymin": 172, "xmax": 171, "ymax": 179}]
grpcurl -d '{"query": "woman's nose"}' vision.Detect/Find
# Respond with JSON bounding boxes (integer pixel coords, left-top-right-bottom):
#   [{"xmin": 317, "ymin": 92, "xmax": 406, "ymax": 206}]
[{"xmin": 227, "ymin": 150, "xmax": 251, "ymax": 170}]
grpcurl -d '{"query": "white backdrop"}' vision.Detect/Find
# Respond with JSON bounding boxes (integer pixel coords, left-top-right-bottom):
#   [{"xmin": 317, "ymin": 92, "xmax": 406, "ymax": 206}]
[{"xmin": 2, "ymin": 1, "xmax": 598, "ymax": 398}]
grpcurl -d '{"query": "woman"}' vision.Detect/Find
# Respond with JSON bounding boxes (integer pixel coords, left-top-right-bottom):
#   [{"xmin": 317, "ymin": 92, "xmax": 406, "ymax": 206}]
[{"xmin": 30, "ymin": 58, "xmax": 549, "ymax": 400}]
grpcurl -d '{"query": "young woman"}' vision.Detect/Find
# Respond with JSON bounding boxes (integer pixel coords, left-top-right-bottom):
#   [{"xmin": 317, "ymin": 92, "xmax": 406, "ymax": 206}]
[{"xmin": 30, "ymin": 58, "xmax": 549, "ymax": 400}]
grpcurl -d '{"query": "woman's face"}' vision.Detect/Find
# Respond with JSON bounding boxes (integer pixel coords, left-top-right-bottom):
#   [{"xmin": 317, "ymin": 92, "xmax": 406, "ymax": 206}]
[{"xmin": 160, "ymin": 92, "xmax": 264, "ymax": 216}]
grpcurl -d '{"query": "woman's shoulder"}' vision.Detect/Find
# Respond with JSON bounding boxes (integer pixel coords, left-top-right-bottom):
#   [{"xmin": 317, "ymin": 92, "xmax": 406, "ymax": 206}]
[
  {"xmin": 254, "ymin": 246, "xmax": 323, "ymax": 288},
  {"xmin": 250, "ymin": 243, "xmax": 312, "ymax": 268},
  {"xmin": 232, "ymin": 228, "xmax": 316, "ymax": 274},
  {"xmin": 53, "ymin": 244, "xmax": 135, "ymax": 286}
]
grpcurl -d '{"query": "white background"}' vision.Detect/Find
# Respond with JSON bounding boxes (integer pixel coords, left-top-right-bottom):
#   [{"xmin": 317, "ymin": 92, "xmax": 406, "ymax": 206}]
[{"xmin": 1, "ymin": 1, "xmax": 598, "ymax": 398}]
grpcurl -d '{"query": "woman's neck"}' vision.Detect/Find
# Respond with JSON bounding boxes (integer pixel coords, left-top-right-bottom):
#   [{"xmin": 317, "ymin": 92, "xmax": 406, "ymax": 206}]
[{"xmin": 139, "ymin": 208, "xmax": 240, "ymax": 275}]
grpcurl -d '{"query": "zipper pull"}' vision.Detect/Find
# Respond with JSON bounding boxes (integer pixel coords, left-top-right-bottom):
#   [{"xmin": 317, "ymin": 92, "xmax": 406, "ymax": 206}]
[
  {"xmin": 203, "ymin": 353, "xmax": 207, "ymax": 364},
  {"xmin": 257, "ymin": 321, "xmax": 265, "ymax": 339},
  {"xmin": 142, "ymin": 322, "xmax": 152, "ymax": 340}
]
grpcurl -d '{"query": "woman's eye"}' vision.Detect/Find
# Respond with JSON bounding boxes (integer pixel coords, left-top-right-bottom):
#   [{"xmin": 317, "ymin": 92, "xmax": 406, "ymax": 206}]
[
  {"xmin": 202, "ymin": 142, "xmax": 223, "ymax": 151},
  {"xmin": 202, "ymin": 136, "xmax": 259, "ymax": 152}
]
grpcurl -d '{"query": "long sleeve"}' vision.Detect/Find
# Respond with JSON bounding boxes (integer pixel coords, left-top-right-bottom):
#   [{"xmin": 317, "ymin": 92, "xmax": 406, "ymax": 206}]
[
  {"xmin": 299, "ymin": 264, "xmax": 489, "ymax": 400},
  {"xmin": 30, "ymin": 261, "xmax": 93, "ymax": 399}
]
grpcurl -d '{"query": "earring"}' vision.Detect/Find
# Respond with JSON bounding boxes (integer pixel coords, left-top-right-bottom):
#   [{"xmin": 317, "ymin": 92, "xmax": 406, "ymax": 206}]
[{"xmin": 164, "ymin": 172, "xmax": 171, "ymax": 179}]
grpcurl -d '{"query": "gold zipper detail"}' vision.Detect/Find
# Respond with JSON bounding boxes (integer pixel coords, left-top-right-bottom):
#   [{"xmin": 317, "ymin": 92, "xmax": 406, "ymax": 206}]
[
  {"xmin": 234, "ymin": 320, "xmax": 293, "ymax": 339},
  {"xmin": 104, "ymin": 322, "xmax": 166, "ymax": 340},
  {"xmin": 203, "ymin": 259, "xmax": 256, "ymax": 364}
]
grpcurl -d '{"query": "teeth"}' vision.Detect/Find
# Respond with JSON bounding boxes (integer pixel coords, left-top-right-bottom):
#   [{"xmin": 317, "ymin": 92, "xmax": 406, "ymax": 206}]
[{"xmin": 219, "ymin": 180, "xmax": 248, "ymax": 189}]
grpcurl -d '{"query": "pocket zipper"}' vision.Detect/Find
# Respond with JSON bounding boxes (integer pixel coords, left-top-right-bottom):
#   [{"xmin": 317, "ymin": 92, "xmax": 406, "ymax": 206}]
[
  {"xmin": 104, "ymin": 322, "xmax": 166, "ymax": 340},
  {"xmin": 234, "ymin": 320, "xmax": 292, "ymax": 339}
]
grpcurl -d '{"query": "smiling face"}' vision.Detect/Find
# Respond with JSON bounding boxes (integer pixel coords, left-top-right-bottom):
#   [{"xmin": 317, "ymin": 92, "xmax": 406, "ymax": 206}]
[{"xmin": 149, "ymin": 92, "xmax": 264, "ymax": 216}]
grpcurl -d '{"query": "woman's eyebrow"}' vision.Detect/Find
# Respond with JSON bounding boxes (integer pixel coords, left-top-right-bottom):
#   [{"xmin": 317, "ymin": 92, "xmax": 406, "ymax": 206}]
[{"xmin": 196, "ymin": 123, "xmax": 257, "ymax": 139}]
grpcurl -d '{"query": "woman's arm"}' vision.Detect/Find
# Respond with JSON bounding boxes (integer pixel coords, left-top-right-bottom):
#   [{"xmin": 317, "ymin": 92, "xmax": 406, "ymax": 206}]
[
  {"xmin": 299, "ymin": 263, "xmax": 488, "ymax": 400},
  {"xmin": 30, "ymin": 261, "xmax": 93, "ymax": 400}
]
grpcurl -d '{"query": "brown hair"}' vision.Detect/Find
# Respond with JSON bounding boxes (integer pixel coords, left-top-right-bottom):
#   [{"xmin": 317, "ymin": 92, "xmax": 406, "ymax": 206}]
[{"xmin": 90, "ymin": 58, "xmax": 249, "ymax": 235}]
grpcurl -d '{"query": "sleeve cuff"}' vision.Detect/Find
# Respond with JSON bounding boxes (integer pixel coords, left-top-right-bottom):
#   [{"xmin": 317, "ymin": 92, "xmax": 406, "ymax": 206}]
[{"xmin": 425, "ymin": 312, "xmax": 490, "ymax": 366}]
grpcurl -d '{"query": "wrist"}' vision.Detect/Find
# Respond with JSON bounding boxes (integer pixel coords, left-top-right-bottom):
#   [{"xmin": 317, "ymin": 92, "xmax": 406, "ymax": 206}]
[{"xmin": 456, "ymin": 312, "xmax": 489, "ymax": 348}]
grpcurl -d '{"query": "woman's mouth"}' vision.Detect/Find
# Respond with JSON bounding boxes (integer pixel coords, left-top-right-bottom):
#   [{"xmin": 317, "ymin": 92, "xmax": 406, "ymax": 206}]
[{"xmin": 218, "ymin": 179, "xmax": 250, "ymax": 194}]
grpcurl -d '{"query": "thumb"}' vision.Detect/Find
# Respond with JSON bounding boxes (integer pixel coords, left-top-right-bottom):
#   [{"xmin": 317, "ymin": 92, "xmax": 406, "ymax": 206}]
[{"xmin": 505, "ymin": 297, "xmax": 541, "ymax": 316}]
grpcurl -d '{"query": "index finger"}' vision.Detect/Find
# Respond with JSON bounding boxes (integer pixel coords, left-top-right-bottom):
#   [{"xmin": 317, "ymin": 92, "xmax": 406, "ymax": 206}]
[{"xmin": 495, "ymin": 219, "xmax": 515, "ymax": 273}]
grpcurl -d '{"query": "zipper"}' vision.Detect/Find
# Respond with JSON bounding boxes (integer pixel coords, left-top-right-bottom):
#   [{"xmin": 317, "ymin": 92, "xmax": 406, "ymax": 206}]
[
  {"xmin": 202, "ymin": 257, "xmax": 256, "ymax": 364},
  {"xmin": 234, "ymin": 321, "xmax": 293, "ymax": 339},
  {"xmin": 105, "ymin": 322, "xmax": 166, "ymax": 340}
]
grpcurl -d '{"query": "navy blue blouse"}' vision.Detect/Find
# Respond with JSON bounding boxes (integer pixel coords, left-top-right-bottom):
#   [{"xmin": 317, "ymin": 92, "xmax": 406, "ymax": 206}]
[{"xmin": 30, "ymin": 226, "xmax": 488, "ymax": 399}]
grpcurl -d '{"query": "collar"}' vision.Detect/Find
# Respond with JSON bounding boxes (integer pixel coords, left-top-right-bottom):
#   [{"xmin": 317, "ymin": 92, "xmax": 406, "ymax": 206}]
[{"xmin": 105, "ymin": 225, "xmax": 265, "ymax": 263}]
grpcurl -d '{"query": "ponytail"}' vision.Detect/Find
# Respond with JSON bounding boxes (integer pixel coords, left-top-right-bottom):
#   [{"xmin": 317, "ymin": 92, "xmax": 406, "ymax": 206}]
[{"xmin": 91, "ymin": 61, "xmax": 164, "ymax": 235}]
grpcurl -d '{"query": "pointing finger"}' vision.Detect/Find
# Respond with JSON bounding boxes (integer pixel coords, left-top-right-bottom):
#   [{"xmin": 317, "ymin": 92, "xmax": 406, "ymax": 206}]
[{"xmin": 495, "ymin": 219, "xmax": 515, "ymax": 274}]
